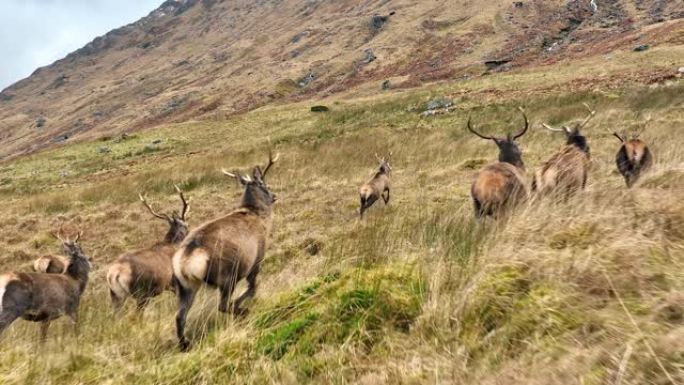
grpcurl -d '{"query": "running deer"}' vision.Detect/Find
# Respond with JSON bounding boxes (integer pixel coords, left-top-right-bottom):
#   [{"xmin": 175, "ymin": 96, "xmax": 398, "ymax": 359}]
[
  {"xmin": 106, "ymin": 186, "xmax": 189, "ymax": 311},
  {"xmin": 613, "ymin": 131, "xmax": 652, "ymax": 187},
  {"xmin": 0, "ymin": 230, "xmax": 90, "ymax": 341},
  {"xmin": 173, "ymin": 151, "xmax": 279, "ymax": 350},
  {"xmin": 533, "ymin": 103, "xmax": 595, "ymax": 199},
  {"xmin": 358, "ymin": 153, "xmax": 392, "ymax": 219},
  {"xmin": 468, "ymin": 107, "xmax": 529, "ymax": 218}
]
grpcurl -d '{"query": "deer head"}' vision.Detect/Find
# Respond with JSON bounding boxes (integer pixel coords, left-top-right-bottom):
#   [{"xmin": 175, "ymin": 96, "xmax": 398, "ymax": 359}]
[
  {"xmin": 467, "ymin": 107, "xmax": 529, "ymax": 169},
  {"xmin": 223, "ymin": 151, "xmax": 279, "ymax": 212},
  {"xmin": 139, "ymin": 185, "xmax": 190, "ymax": 243},
  {"xmin": 374, "ymin": 152, "xmax": 392, "ymax": 175},
  {"xmin": 542, "ymin": 103, "xmax": 595, "ymax": 153}
]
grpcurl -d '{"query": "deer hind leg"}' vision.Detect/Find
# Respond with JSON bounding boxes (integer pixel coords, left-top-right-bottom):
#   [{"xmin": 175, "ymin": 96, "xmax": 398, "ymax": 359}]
[
  {"xmin": 233, "ymin": 265, "xmax": 260, "ymax": 317},
  {"xmin": 175, "ymin": 282, "xmax": 197, "ymax": 351},
  {"xmin": 218, "ymin": 279, "xmax": 237, "ymax": 314},
  {"xmin": 0, "ymin": 310, "xmax": 21, "ymax": 337},
  {"xmin": 109, "ymin": 290, "xmax": 125, "ymax": 313},
  {"xmin": 135, "ymin": 296, "xmax": 151, "ymax": 312},
  {"xmin": 39, "ymin": 321, "xmax": 51, "ymax": 342}
]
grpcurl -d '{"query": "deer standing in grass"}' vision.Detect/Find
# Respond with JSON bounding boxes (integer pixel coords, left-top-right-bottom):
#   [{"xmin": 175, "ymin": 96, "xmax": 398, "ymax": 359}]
[
  {"xmin": 613, "ymin": 130, "xmax": 652, "ymax": 188},
  {"xmin": 173, "ymin": 151, "xmax": 279, "ymax": 350},
  {"xmin": 106, "ymin": 186, "xmax": 189, "ymax": 311},
  {"xmin": 0, "ymin": 230, "xmax": 90, "ymax": 341},
  {"xmin": 468, "ymin": 107, "xmax": 529, "ymax": 218},
  {"xmin": 359, "ymin": 153, "xmax": 392, "ymax": 219},
  {"xmin": 533, "ymin": 104, "xmax": 595, "ymax": 199}
]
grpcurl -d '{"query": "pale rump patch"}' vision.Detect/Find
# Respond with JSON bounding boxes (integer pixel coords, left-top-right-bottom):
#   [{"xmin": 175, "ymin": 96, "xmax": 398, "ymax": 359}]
[
  {"xmin": 0, "ymin": 273, "xmax": 18, "ymax": 312},
  {"xmin": 33, "ymin": 258, "xmax": 51, "ymax": 273},
  {"xmin": 106, "ymin": 263, "xmax": 132, "ymax": 300},
  {"xmin": 173, "ymin": 248, "xmax": 209, "ymax": 289},
  {"xmin": 359, "ymin": 185, "xmax": 373, "ymax": 198}
]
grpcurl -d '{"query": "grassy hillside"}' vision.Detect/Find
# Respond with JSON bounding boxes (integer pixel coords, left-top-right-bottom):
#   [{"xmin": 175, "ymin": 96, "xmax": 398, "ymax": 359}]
[
  {"xmin": 1, "ymin": 0, "xmax": 682, "ymax": 159},
  {"xmin": 0, "ymin": 46, "xmax": 683, "ymax": 384}
]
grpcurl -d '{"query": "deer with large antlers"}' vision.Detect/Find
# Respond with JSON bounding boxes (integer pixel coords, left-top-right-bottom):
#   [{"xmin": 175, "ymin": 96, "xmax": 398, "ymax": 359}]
[
  {"xmin": 173, "ymin": 151, "xmax": 279, "ymax": 350},
  {"xmin": 468, "ymin": 107, "xmax": 529, "ymax": 218},
  {"xmin": 0, "ymin": 229, "xmax": 91, "ymax": 341},
  {"xmin": 533, "ymin": 104, "xmax": 595, "ymax": 199},
  {"xmin": 613, "ymin": 128, "xmax": 652, "ymax": 188},
  {"xmin": 106, "ymin": 186, "xmax": 190, "ymax": 311},
  {"xmin": 358, "ymin": 153, "xmax": 392, "ymax": 219}
]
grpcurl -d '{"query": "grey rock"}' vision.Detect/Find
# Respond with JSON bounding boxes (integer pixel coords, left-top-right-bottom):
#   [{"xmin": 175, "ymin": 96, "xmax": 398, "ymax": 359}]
[
  {"xmin": 98, "ymin": 146, "xmax": 111, "ymax": 154},
  {"xmin": 382, "ymin": 80, "xmax": 391, "ymax": 90},
  {"xmin": 633, "ymin": 44, "xmax": 650, "ymax": 52}
]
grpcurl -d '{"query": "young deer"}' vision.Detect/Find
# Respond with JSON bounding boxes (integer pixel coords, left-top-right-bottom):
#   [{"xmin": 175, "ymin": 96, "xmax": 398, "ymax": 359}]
[
  {"xmin": 173, "ymin": 151, "xmax": 279, "ymax": 350},
  {"xmin": 0, "ymin": 230, "xmax": 91, "ymax": 341},
  {"xmin": 534, "ymin": 104, "xmax": 595, "ymax": 199},
  {"xmin": 468, "ymin": 108, "xmax": 529, "ymax": 218},
  {"xmin": 33, "ymin": 255, "xmax": 68, "ymax": 274},
  {"xmin": 358, "ymin": 153, "xmax": 392, "ymax": 219},
  {"xmin": 106, "ymin": 186, "xmax": 189, "ymax": 311},
  {"xmin": 613, "ymin": 131, "xmax": 652, "ymax": 187}
]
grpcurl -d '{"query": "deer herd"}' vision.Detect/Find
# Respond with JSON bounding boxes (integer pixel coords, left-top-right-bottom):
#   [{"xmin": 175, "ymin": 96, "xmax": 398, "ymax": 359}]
[{"xmin": 0, "ymin": 106, "xmax": 653, "ymax": 351}]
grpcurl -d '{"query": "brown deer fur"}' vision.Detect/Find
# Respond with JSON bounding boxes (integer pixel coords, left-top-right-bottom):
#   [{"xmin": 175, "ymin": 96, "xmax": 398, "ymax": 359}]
[
  {"xmin": 33, "ymin": 255, "xmax": 68, "ymax": 274},
  {"xmin": 469, "ymin": 108, "xmax": 529, "ymax": 218},
  {"xmin": 359, "ymin": 153, "xmax": 391, "ymax": 218},
  {"xmin": 173, "ymin": 152, "xmax": 278, "ymax": 350},
  {"xmin": 106, "ymin": 186, "xmax": 189, "ymax": 311},
  {"xmin": 0, "ymin": 231, "xmax": 90, "ymax": 341},
  {"xmin": 614, "ymin": 132, "xmax": 652, "ymax": 187},
  {"xmin": 533, "ymin": 104, "xmax": 595, "ymax": 199}
]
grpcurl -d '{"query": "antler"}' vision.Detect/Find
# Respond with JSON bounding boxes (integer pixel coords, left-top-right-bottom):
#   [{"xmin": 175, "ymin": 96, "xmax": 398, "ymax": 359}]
[
  {"xmin": 512, "ymin": 107, "xmax": 529, "ymax": 139},
  {"xmin": 612, "ymin": 132, "xmax": 625, "ymax": 142},
  {"xmin": 174, "ymin": 184, "xmax": 190, "ymax": 220},
  {"xmin": 73, "ymin": 231, "xmax": 83, "ymax": 243},
  {"xmin": 51, "ymin": 223, "xmax": 66, "ymax": 243},
  {"xmin": 467, "ymin": 116, "xmax": 495, "ymax": 141},
  {"xmin": 577, "ymin": 103, "xmax": 596, "ymax": 130},
  {"xmin": 222, "ymin": 169, "xmax": 251, "ymax": 184},
  {"xmin": 139, "ymin": 193, "xmax": 172, "ymax": 222},
  {"xmin": 542, "ymin": 123, "xmax": 567, "ymax": 133},
  {"xmin": 261, "ymin": 150, "xmax": 280, "ymax": 178}
]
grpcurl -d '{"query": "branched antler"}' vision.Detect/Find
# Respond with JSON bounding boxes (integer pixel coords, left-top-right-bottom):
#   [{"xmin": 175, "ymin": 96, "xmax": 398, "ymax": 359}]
[
  {"xmin": 174, "ymin": 184, "xmax": 190, "ymax": 220},
  {"xmin": 139, "ymin": 193, "xmax": 172, "ymax": 222}
]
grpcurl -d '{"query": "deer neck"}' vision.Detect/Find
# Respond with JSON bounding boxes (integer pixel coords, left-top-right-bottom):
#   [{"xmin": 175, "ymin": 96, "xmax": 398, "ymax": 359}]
[{"xmin": 66, "ymin": 257, "xmax": 90, "ymax": 294}]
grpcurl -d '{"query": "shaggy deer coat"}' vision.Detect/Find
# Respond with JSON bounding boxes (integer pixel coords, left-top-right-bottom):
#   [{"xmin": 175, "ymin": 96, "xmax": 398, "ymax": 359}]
[
  {"xmin": 469, "ymin": 108, "xmax": 529, "ymax": 218},
  {"xmin": 614, "ymin": 133, "xmax": 652, "ymax": 187},
  {"xmin": 173, "ymin": 152, "xmax": 278, "ymax": 350},
  {"xmin": 106, "ymin": 187, "xmax": 189, "ymax": 310},
  {"xmin": 359, "ymin": 154, "xmax": 391, "ymax": 218},
  {"xmin": 0, "ymin": 233, "xmax": 90, "ymax": 340},
  {"xmin": 534, "ymin": 104, "xmax": 595, "ymax": 198}
]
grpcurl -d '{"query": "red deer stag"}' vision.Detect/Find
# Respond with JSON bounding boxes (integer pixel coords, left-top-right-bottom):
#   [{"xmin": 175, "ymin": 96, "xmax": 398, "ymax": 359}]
[
  {"xmin": 533, "ymin": 103, "xmax": 595, "ymax": 199},
  {"xmin": 613, "ymin": 130, "xmax": 652, "ymax": 187},
  {"xmin": 468, "ymin": 107, "xmax": 529, "ymax": 218},
  {"xmin": 358, "ymin": 153, "xmax": 392, "ymax": 218},
  {"xmin": 173, "ymin": 151, "xmax": 279, "ymax": 350},
  {"xmin": 0, "ymin": 230, "xmax": 90, "ymax": 341},
  {"xmin": 106, "ymin": 186, "xmax": 189, "ymax": 311}
]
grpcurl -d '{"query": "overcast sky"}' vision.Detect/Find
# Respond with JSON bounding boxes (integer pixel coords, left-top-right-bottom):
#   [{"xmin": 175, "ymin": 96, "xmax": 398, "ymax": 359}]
[{"xmin": 0, "ymin": 0, "xmax": 162, "ymax": 90}]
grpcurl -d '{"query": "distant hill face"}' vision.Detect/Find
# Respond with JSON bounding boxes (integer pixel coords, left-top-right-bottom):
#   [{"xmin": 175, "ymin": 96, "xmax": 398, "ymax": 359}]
[{"xmin": 0, "ymin": 0, "xmax": 681, "ymax": 159}]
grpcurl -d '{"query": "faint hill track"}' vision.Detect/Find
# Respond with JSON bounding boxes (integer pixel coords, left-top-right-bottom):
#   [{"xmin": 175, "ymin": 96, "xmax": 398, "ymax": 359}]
[{"xmin": 0, "ymin": 0, "xmax": 681, "ymax": 160}]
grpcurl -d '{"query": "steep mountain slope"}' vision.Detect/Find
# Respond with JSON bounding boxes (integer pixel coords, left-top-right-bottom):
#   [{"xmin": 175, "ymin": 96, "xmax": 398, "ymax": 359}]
[{"xmin": 0, "ymin": 0, "xmax": 682, "ymax": 159}]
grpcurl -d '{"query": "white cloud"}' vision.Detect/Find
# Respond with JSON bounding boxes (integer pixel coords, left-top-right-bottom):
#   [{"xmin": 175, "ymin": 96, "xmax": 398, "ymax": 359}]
[{"xmin": 0, "ymin": 0, "xmax": 161, "ymax": 90}]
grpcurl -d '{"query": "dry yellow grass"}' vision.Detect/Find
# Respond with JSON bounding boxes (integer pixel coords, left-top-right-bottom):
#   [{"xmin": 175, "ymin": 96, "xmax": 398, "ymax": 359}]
[{"xmin": 0, "ymin": 53, "xmax": 682, "ymax": 384}]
